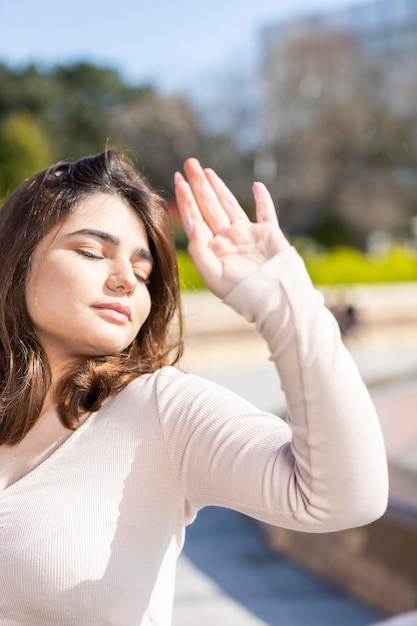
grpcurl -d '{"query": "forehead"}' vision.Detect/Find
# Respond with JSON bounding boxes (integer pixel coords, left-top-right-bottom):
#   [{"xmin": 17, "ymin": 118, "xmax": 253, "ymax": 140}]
[{"xmin": 63, "ymin": 193, "xmax": 147, "ymax": 237}]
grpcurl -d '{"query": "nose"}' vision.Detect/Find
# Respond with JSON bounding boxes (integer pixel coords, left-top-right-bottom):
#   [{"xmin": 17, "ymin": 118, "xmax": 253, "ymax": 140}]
[{"xmin": 106, "ymin": 260, "xmax": 137, "ymax": 295}]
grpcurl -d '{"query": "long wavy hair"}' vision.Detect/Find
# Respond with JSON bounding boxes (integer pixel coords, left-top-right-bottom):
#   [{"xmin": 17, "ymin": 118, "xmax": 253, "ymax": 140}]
[{"xmin": 0, "ymin": 148, "xmax": 183, "ymax": 445}]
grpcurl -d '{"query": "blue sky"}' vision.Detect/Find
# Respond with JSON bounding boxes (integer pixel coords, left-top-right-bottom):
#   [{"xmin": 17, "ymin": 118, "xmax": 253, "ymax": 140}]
[{"xmin": 1, "ymin": 0, "xmax": 369, "ymax": 94}]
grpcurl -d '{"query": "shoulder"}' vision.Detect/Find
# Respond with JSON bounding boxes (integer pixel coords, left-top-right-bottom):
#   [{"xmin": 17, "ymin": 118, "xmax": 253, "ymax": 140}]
[
  {"xmin": 114, "ymin": 366, "xmax": 188, "ymax": 406},
  {"xmin": 96, "ymin": 367, "xmax": 190, "ymax": 440},
  {"xmin": 115, "ymin": 366, "xmax": 266, "ymax": 428},
  {"xmin": 128, "ymin": 365, "xmax": 186, "ymax": 390},
  {"xmin": 118, "ymin": 365, "xmax": 245, "ymax": 416},
  {"xmin": 123, "ymin": 365, "xmax": 216, "ymax": 402}
]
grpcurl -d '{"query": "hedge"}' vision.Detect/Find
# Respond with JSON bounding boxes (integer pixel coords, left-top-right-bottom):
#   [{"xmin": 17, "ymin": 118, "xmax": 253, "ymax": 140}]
[{"xmin": 177, "ymin": 244, "xmax": 417, "ymax": 290}]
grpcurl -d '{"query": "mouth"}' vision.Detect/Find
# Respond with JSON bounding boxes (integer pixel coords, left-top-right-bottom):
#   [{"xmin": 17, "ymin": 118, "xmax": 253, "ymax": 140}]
[{"xmin": 92, "ymin": 302, "xmax": 132, "ymax": 323}]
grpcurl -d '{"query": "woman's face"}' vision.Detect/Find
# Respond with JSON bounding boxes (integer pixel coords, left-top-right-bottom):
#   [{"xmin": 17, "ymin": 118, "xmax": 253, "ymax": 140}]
[{"xmin": 25, "ymin": 193, "xmax": 153, "ymax": 377}]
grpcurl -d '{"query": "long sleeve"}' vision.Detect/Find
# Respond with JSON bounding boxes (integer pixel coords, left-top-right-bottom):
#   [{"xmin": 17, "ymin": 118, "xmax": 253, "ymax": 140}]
[{"xmin": 157, "ymin": 247, "xmax": 388, "ymax": 532}]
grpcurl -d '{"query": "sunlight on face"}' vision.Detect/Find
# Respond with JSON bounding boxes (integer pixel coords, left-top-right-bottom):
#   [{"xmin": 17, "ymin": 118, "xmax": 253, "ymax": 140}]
[{"xmin": 25, "ymin": 193, "xmax": 153, "ymax": 377}]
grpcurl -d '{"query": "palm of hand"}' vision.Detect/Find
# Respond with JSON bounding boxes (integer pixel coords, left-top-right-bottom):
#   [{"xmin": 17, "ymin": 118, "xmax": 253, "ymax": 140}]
[{"xmin": 175, "ymin": 159, "xmax": 289, "ymax": 299}]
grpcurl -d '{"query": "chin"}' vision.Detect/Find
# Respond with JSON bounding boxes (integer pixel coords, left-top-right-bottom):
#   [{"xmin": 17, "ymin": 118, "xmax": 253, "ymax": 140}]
[
  {"xmin": 83, "ymin": 342, "xmax": 133, "ymax": 359},
  {"xmin": 86, "ymin": 333, "xmax": 136, "ymax": 357},
  {"xmin": 99, "ymin": 345, "xmax": 132, "ymax": 358}
]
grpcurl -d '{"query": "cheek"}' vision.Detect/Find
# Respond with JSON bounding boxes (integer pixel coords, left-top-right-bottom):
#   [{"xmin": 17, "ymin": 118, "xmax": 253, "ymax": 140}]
[
  {"xmin": 25, "ymin": 278, "xmax": 60, "ymax": 329},
  {"xmin": 137, "ymin": 289, "xmax": 152, "ymax": 323},
  {"xmin": 25, "ymin": 259, "xmax": 79, "ymax": 325},
  {"xmin": 25, "ymin": 268, "xmax": 44, "ymax": 325},
  {"xmin": 129, "ymin": 290, "xmax": 152, "ymax": 339}
]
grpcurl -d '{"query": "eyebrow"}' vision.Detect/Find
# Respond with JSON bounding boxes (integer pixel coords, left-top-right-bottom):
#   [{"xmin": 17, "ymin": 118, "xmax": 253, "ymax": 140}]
[{"xmin": 66, "ymin": 228, "xmax": 154, "ymax": 264}]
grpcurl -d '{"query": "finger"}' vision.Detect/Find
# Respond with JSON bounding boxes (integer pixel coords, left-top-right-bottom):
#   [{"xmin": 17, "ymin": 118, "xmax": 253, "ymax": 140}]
[
  {"xmin": 252, "ymin": 182, "xmax": 279, "ymax": 225},
  {"xmin": 175, "ymin": 171, "xmax": 219, "ymax": 246},
  {"xmin": 204, "ymin": 168, "xmax": 250, "ymax": 224},
  {"xmin": 174, "ymin": 171, "xmax": 201, "ymax": 236},
  {"xmin": 253, "ymin": 182, "xmax": 291, "ymax": 251},
  {"xmin": 183, "ymin": 158, "xmax": 230, "ymax": 233},
  {"xmin": 175, "ymin": 175, "xmax": 213, "ymax": 247}
]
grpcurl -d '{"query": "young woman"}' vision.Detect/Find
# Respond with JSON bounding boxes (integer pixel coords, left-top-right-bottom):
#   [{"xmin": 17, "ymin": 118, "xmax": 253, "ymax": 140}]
[{"xmin": 0, "ymin": 149, "xmax": 388, "ymax": 625}]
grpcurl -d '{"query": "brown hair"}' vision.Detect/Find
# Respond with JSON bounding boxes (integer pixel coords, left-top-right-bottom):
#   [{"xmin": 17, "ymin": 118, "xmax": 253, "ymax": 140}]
[{"xmin": 0, "ymin": 148, "xmax": 183, "ymax": 445}]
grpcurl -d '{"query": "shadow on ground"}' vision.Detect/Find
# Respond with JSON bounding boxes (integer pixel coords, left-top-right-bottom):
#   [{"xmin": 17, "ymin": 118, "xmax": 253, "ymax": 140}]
[{"xmin": 182, "ymin": 506, "xmax": 385, "ymax": 626}]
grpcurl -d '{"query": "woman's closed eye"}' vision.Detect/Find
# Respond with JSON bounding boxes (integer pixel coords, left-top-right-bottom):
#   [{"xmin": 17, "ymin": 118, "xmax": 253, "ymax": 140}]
[
  {"xmin": 133, "ymin": 270, "xmax": 151, "ymax": 286},
  {"xmin": 75, "ymin": 248, "xmax": 104, "ymax": 260}
]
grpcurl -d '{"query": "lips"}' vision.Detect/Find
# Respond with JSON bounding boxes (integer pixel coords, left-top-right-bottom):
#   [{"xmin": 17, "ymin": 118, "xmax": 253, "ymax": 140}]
[{"xmin": 92, "ymin": 302, "xmax": 132, "ymax": 322}]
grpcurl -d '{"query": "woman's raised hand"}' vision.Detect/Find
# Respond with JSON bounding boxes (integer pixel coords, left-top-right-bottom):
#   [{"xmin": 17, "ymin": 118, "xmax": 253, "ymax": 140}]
[{"xmin": 174, "ymin": 158, "xmax": 290, "ymax": 299}]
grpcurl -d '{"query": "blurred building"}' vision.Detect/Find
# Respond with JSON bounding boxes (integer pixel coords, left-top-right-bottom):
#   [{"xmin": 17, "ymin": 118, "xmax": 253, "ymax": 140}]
[
  {"xmin": 263, "ymin": 0, "xmax": 417, "ymax": 60},
  {"xmin": 254, "ymin": 0, "xmax": 417, "ymax": 247}
]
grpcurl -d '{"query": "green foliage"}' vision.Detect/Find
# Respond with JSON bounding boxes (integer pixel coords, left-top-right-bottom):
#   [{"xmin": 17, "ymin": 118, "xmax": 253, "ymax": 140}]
[
  {"xmin": 177, "ymin": 243, "xmax": 417, "ymax": 292},
  {"xmin": 0, "ymin": 61, "xmax": 152, "ymax": 162},
  {"xmin": 177, "ymin": 250, "xmax": 206, "ymax": 290},
  {"xmin": 308, "ymin": 212, "xmax": 359, "ymax": 249},
  {"xmin": 302, "ymin": 243, "xmax": 417, "ymax": 285},
  {"xmin": 0, "ymin": 55, "xmax": 416, "ymax": 264},
  {"xmin": 44, "ymin": 62, "xmax": 148, "ymax": 159},
  {"xmin": 0, "ymin": 111, "xmax": 52, "ymax": 197}
]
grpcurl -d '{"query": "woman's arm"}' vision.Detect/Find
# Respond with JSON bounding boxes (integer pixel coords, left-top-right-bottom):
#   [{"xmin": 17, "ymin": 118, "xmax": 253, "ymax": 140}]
[{"xmin": 168, "ymin": 160, "xmax": 388, "ymax": 532}]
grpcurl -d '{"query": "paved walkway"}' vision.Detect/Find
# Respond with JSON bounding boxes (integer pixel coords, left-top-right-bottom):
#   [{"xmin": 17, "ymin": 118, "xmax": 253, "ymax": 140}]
[
  {"xmin": 171, "ymin": 288, "xmax": 417, "ymax": 625},
  {"xmin": 371, "ymin": 612, "xmax": 417, "ymax": 626},
  {"xmin": 173, "ymin": 508, "xmax": 385, "ymax": 625}
]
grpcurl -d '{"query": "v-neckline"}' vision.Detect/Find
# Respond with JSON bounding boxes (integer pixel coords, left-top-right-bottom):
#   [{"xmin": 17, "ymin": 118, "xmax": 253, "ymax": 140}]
[{"xmin": 0, "ymin": 411, "xmax": 97, "ymax": 496}]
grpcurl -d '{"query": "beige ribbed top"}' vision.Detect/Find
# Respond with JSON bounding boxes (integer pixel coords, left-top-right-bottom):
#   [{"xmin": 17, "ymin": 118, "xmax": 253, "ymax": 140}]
[{"xmin": 0, "ymin": 248, "xmax": 388, "ymax": 625}]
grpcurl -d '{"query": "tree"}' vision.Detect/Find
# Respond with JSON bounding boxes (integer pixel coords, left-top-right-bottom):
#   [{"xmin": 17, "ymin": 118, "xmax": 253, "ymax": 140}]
[
  {"xmin": 0, "ymin": 111, "xmax": 52, "ymax": 198},
  {"xmin": 0, "ymin": 62, "xmax": 151, "ymax": 161},
  {"xmin": 110, "ymin": 89, "xmax": 249, "ymax": 197},
  {"xmin": 257, "ymin": 29, "xmax": 417, "ymax": 247}
]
